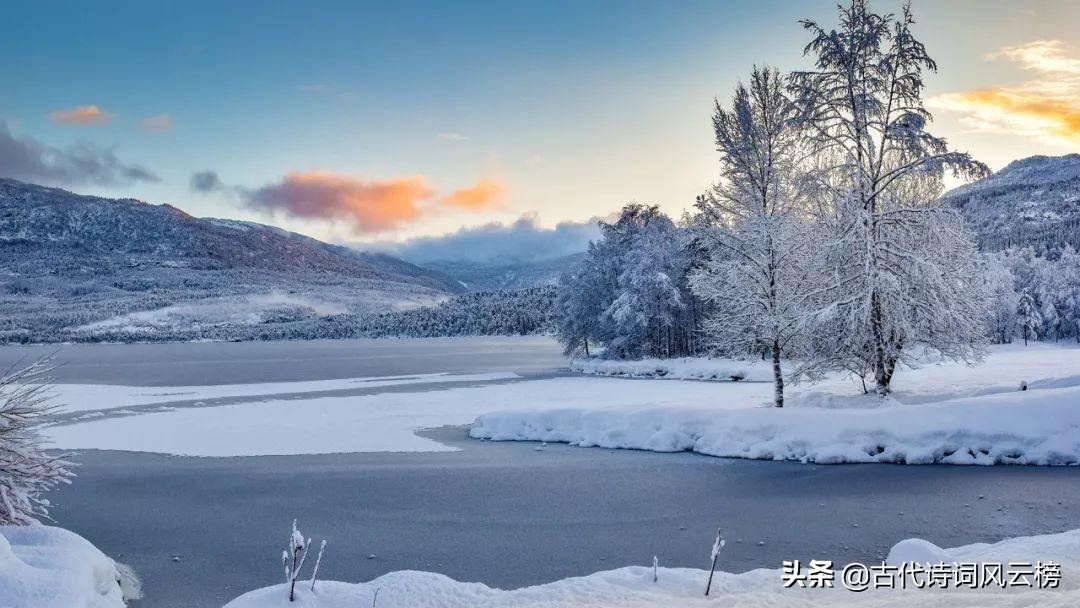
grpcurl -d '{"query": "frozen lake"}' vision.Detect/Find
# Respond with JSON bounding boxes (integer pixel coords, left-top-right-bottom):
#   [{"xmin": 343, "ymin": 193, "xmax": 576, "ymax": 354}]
[
  {"xmin": 6, "ymin": 337, "xmax": 1079, "ymax": 607},
  {"xmin": 0, "ymin": 335, "xmax": 566, "ymax": 386}
]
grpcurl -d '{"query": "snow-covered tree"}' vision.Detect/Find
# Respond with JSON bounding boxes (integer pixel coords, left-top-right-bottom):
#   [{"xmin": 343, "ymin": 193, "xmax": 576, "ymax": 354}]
[
  {"xmin": 982, "ymin": 254, "xmax": 1018, "ymax": 344},
  {"xmin": 1016, "ymin": 290, "xmax": 1041, "ymax": 346},
  {"xmin": 690, "ymin": 67, "xmax": 820, "ymax": 407},
  {"xmin": 555, "ymin": 249, "xmax": 615, "ymax": 357},
  {"xmin": 603, "ymin": 207, "xmax": 691, "ymax": 359},
  {"xmin": 553, "ymin": 205, "xmax": 704, "ymax": 360},
  {"xmin": 790, "ymin": 0, "xmax": 990, "ymax": 394},
  {"xmin": 0, "ymin": 361, "xmax": 74, "ymax": 525},
  {"xmin": 1041, "ymin": 300, "xmax": 1061, "ymax": 341}
]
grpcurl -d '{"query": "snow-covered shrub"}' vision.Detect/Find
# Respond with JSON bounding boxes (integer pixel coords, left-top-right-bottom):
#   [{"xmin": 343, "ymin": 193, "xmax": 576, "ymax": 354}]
[
  {"xmin": 0, "ymin": 360, "xmax": 74, "ymax": 525},
  {"xmin": 704, "ymin": 528, "xmax": 725, "ymax": 596},
  {"xmin": 280, "ymin": 519, "xmax": 326, "ymax": 602}
]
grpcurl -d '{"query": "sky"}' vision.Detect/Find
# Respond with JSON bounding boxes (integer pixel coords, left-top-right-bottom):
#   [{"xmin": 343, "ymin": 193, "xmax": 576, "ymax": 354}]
[{"xmin": 2, "ymin": 0, "xmax": 1078, "ymax": 258}]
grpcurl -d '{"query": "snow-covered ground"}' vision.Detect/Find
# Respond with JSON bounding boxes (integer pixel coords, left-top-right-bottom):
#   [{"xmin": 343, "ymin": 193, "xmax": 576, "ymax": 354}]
[
  {"xmin": 571, "ymin": 356, "xmax": 774, "ymax": 381},
  {"xmin": 0, "ymin": 525, "xmax": 135, "ymax": 608},
  {"xmin": 473, "ymin": 343, "xmax": 1080, "ymax": 465},
  {"xmin": 43, "ymin": 374, "xmax": 740, "ymax": 456},
  {"xmin": 39, "ymin": 343, "xmax": 1080, "ymax": 462},
  {"xmin": 225, "ymin": 528, "xmax": 1080, "ymax": 607},
  {"xmin": 573, "ymin": 343, "xmax": 1080, "ymax": 404}
]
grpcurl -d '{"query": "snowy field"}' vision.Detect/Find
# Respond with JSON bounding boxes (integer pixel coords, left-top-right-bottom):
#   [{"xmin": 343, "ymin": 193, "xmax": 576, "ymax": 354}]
[
  {"xmin": 42, "ymin": 372, "xmax": 736, "ymax": 456},
  {"xmin": 475, "ymin": 343, "xmax": 1080, "ymax": 465},
  {"xmin": 571, "ymin": 356, "xmax": 774, "ymax": 381},
  {"xmin": 39, "ymin": 342, "xmax": 1080, "ymax": 463},
  {"xmin": 225, "ymin": 528, "xmax": 1080, "ymax": 607}
]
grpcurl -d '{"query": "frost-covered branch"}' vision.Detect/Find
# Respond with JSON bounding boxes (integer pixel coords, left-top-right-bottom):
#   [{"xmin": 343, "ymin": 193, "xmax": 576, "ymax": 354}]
[{"xmin": 0, "ymin": 359, "xmax": 75, "ymax": 525}]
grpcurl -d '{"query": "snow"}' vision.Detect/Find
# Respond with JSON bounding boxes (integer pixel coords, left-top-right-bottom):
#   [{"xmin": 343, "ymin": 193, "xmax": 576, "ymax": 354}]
[
  {"xmin": 472, "ymin": 344, "xmax": 1080, "ymax": 465},
  {"xmin": 224, "ymin": 528, "xmax": 1080, "ymax": 607},
  {"xmin": 472, "ymin": 386, "xmax": 1080, "ymax": 464},
  {"xmin": 0, "ymin": 525, "xmax": 128, "ymax": 608},
  {"xmin": 48, "ymin": 372, "xmax": 521, "ymax": 414},
  {"xmin": 571, "ymin": 356, "xmax": 773, "ymax": 381},
  {"xmin": 43, "ymin": 375, "xmax": 738, "ymax": 456},
  {"xmin": 42, "ymin": 344, "xmax": 1080, "ymax": 461},
  {"xmin": 573, "ymin": 343, "xmax": 1080, "ymax": 403}
]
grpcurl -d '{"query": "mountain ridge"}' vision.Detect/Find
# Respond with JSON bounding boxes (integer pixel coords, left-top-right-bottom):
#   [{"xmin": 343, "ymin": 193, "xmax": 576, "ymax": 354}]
[
  {"xmin": 941, "ymin": 154, "xmax": 1080, "ymax": 251},
  {"xmin": 0, "ymin": 178, "xmax": 464, "ymax": 341}
]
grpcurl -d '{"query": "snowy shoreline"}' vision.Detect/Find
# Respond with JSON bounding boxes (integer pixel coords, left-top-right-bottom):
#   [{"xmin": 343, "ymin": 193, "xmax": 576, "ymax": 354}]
[
  {"xmin": 224, "ymin": 528, "xmax": 1080, "ymax": 607},
  {"xmin": 478, "ymin": 345, "xmax": 1080, "ymax": 466},
  {"xmin": 471, "ymin": 387, "xmax": 1080, "ymax": 465}
]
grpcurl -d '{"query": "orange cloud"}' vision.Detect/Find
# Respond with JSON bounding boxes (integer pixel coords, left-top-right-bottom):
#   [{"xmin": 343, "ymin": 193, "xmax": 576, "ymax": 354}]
[
  {"xmin": 48, "ymin": 104, "xmax": 112, "ymax": 125},
  {"xmin": 929, "ymin": 40, "xmax": 1080, "ymax": 146},
  {"xmin": 249, "ymin": 171, "xmax": 433, "ymax": 232},
  {"xmin": 440, "ymin": 177, "xmax": 507, "ymax": 210},
  {"xmin": 931, "ymin": 89, "xmax": 1080, "ymax": 145},
  {"xmin": 245, "ymin": 171, "xmax": 508, "ymax": 233},
  {"xmin": 140, "ymin": 114, "xmax": 173, "ymax": 132}
]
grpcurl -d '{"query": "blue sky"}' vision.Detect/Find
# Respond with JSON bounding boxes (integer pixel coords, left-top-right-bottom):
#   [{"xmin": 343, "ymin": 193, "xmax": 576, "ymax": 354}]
[{"xmin": 2, "ymin": 0, "xmax": 1078, "ymax": 245}]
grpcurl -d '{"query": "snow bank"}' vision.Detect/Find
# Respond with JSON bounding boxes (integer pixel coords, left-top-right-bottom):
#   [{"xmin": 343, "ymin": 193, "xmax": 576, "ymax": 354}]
[
  {"xmin": 571, "ymin": 356, "xmax": 774, "ymax": 382},
  {"xmin": 225, "ymin": 529, "xmax": 1080, "ymax": 607},
  {"xmin": 471, "ymin": 383, "xmax": 1080, "ymax": 465},
  {"xmin": 0, "ymin": 525, "xmax": 129, "ymax": 608}
]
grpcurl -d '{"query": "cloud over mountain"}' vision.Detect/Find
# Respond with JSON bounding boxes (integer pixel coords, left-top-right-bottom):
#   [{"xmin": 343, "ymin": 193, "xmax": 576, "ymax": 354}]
[
  {"xmin": 0, "ymin": 120, "xmax": 158, "ymax": 186},
  {"xmin": 202, "ymin": 169, "xmax": 510, "ymax": 234},
  {"xmin": 380, "ymin": 213, "xmax": 600, "ymax": 264},
  {"xmin": 247, "ymin": 171, "xmax": 432, "ymax": 233},
  {"xmin": 440, "ymin": 178, "xmax": 506, "ymax": 210}
]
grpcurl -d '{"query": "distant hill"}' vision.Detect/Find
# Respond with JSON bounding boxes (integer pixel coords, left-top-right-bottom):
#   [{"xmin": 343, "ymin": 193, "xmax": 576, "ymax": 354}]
[
  {"xmin": 0, "ymin": 179, "xmax": 460, "ymax": 342},
  {"xmin": 941, "ymin": 154, "xmax": 1080, "ymax": 251},
  {"xmin": 420, "ymin": 253, "xmax": 586, "ymax": 291}
]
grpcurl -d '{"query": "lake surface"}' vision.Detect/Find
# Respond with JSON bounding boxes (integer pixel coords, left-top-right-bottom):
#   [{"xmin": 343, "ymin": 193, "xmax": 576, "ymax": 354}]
[
  {"xmin": 7, "ymin": 337, "xmax": 1078, "ymax": 607},
  {"xmin": 0, "ymin": 335, "xmax": 565, "ymax": 385}
]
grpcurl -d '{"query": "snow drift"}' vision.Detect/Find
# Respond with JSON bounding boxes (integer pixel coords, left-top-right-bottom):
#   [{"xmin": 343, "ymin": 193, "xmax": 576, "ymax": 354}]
[
  {"xmin": 0, "ymin": 525, "xmax": 133, "ymax": 608},
  {"xmin": 225, "ymin": 529, "xmax": 1080, "ymax": 607},
  {"xmin": 471, "ymin": 383, "xmax": 1080, "ymax": 465}
]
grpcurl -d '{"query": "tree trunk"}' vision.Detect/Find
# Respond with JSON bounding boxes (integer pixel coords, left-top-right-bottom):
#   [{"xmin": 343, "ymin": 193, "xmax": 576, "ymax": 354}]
[
  {"xmin": 771, "ymin": 338, "xmax": 784, "ymax": 408},
  {"xmin": 870, "ymin": 292, "xmax": 891, "ymax": 395}
]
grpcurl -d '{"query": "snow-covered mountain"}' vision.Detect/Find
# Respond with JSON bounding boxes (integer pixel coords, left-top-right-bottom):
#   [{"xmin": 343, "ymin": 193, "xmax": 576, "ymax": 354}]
[
  {"xmin": 420, "ymin": 253, "xmax": 585, "ymax": 291},
  {"xmin": 0, "ymin": 179, "xmax": 460, "ymax": 341},
  {"xmin": 942, "ymin": 154, "xmax": 1080, "ymax": 251}
]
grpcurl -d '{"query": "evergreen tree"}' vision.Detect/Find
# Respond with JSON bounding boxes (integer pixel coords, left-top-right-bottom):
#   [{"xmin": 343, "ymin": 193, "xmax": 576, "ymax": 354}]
[{"xmin": 1016, "ymin": 290, "xmax": 1041, "ymax": 346}]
